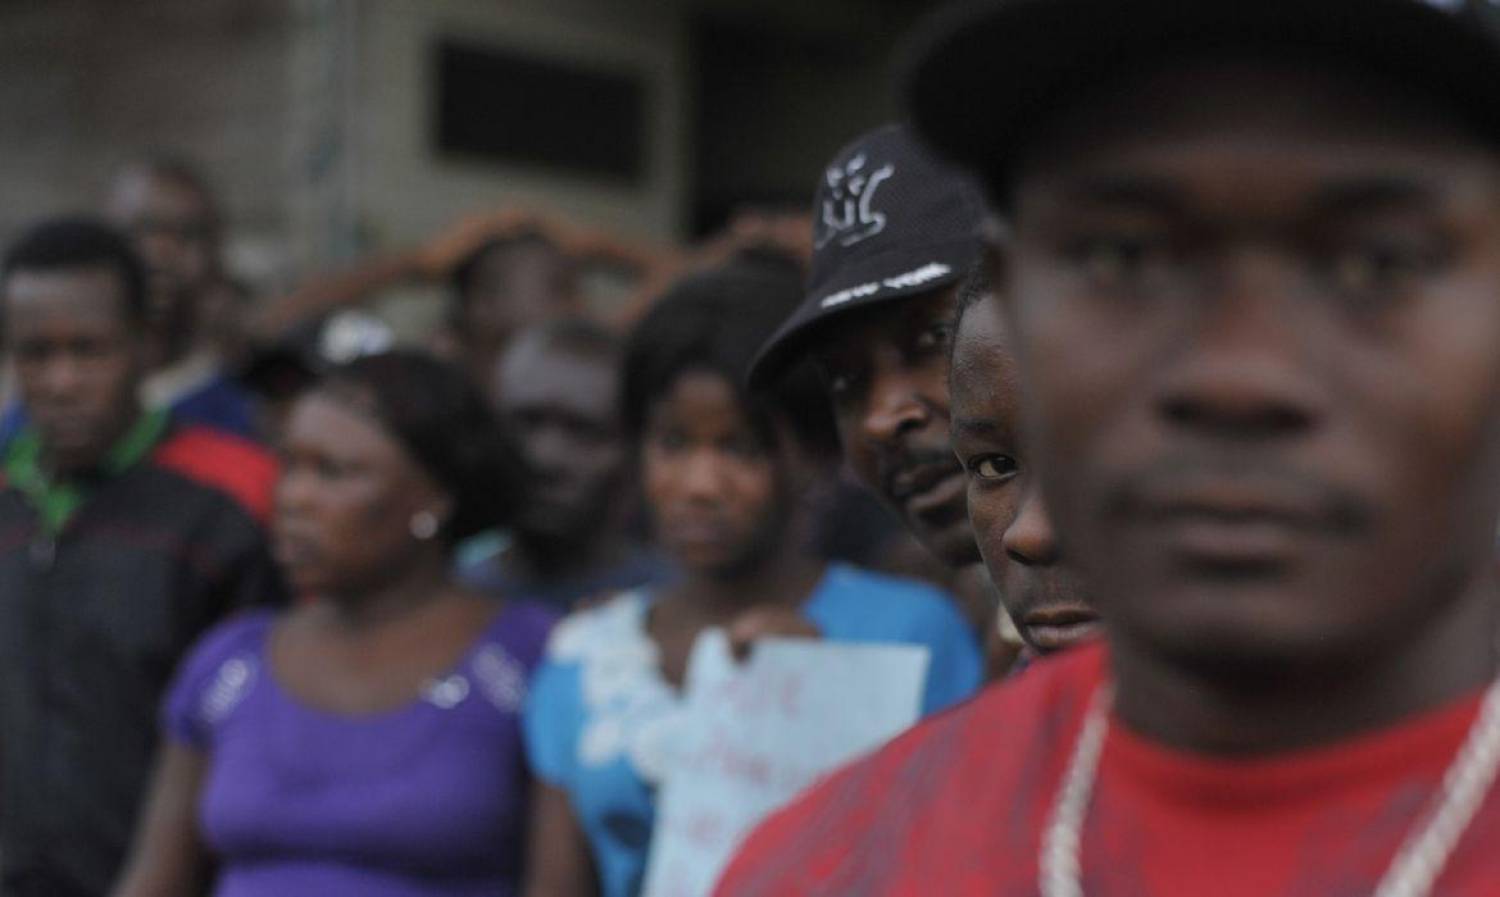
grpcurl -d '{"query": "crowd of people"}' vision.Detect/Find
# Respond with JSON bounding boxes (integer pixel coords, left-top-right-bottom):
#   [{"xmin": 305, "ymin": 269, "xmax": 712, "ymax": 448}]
[{"xmin": 7, "ymin": 0, "xmax": 1500, "ymax": 894}]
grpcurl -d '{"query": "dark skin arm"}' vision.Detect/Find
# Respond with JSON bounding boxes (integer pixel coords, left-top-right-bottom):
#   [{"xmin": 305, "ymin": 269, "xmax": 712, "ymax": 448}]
[
  {"xmin": 243, "ymin": 208, "xmax": 536, "ymax": 342},
  {"xmin": 111, "ymin": 742, "xmax": 214, "ymax": 897},
  {"xmin": 522, "ymin": 780, "xmax": 600, "ymax": 897},
  {"xmin": 244, "ymin": 250, "xmax": 426, "ymax": 342},
  {"xmin": 607, "ymin": 211, "xmax": 811, "ymax": 329},
  {"xmin": 249, "ymin": 207, "xmax": 679, "ymax": 343}
]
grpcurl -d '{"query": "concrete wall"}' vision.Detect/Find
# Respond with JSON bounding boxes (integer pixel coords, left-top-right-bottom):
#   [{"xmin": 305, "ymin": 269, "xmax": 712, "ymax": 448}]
[
  {"xmin": 0, "ymin": 0, "xmax": 294, "ymax": 281},
  {"xmin": 0, "ymin": 0, "xmax": 913, "ymax": 304},
  {"xmin": 0, "ymin": 0, "xmax": 688, "ymax": 293},
  {"xmin": 349, "ymin": 0, "xmax": 689, "ymax": 249}
]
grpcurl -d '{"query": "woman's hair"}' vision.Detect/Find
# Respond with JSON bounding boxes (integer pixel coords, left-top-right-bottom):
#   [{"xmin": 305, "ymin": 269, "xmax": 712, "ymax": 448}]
[
  {"xmin": 621, "ymin": 260, "xmax": 839, "ymax": 456},
  {"xmin": 317, "ymin": 350, "xmax": 520, "ymax": 543}
]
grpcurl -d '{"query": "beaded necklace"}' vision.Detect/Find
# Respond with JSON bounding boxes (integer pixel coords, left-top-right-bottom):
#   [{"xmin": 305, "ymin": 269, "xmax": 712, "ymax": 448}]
[{"xmin": 1041, "ymin": 676, "xmax": 1500, "ymax": 897}]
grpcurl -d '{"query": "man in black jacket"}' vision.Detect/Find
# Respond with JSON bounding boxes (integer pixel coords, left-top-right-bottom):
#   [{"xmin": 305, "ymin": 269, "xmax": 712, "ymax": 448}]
[{"xmin": 0, "ymin": 218, "xmax": 286, "ymax": 897}]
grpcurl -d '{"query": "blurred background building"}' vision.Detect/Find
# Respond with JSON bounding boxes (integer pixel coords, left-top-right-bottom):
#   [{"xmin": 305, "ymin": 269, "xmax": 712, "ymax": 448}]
[{"xmin": 0, "ymin": 0, "xmax": 932, "ymax": 313}]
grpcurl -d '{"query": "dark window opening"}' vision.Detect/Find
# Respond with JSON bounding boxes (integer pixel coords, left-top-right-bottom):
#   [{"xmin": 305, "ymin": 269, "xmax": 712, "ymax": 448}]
[{"xmin": 434, "ymin": 39, "xmax": 646, "ymax": 184}]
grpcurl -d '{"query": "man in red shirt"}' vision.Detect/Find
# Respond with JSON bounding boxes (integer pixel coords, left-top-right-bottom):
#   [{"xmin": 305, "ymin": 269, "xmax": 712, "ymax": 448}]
[{"xmin": 715, "ymin": 1, "xmax": 1500, "ymax": 895}]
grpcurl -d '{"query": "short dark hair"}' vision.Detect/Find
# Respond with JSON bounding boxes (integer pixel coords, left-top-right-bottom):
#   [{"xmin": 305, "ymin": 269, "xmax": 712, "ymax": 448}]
[
  {"xmin": 622, "ymin": 261, "xmax": 839, "ymax": 456},
  {"xmin": 949, "ymin": 259, "xmax": 994, "ymax": 362},
  {"xmin": 317, "ymin": 350, "xmax": 522, "ymax": 543},
  {"xmin": 955, "ymin": 260, "xmax": 992, "ymax": 322},
  {"xmin": 1, "ymin": 217, "xmax": 150, "ymax": 326}
]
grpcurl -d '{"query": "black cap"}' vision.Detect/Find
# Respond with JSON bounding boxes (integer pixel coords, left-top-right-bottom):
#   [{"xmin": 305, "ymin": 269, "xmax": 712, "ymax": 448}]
[
  {"xmin": 747, "ymin": 123, "xmax": 985, "ymax": 388},
  {"xmin": 906, "ymin": 0, "xmax": 1500, "ymax": 195}
]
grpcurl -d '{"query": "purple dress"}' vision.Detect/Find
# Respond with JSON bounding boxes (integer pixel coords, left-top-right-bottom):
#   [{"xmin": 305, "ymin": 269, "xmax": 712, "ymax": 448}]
[{"xmin": 163, "ymin": 602, "xmax": 557, "ymax": 897}]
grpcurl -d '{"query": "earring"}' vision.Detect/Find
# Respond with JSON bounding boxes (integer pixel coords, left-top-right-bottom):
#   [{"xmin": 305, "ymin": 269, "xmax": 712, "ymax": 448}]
[{"xmin": 410, "ymin": 510, "xmax": 440, "ymax": 541}]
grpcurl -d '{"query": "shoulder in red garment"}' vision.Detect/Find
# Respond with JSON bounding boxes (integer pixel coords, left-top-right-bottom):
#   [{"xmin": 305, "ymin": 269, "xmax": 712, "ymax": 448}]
[
  {"xmin": 714, "ymin": 643, "xmax": 1107, "ymax": 897},
  {"xmin": 152, "ymin": 425, "xmax": 278, "ymax": 525}
]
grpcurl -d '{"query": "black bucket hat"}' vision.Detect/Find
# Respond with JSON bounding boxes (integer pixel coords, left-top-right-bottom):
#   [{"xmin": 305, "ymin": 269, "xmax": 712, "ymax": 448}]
[
  {"xmin": 746, "ymin": 123, "xmax": 985, "ymax": 388},
  {"xmin": 904, "ymin": 0, "xmax": 1500, "ymax": 196}
]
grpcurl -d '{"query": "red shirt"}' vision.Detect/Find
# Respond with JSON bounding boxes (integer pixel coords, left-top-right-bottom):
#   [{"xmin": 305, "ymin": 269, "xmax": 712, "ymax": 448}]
[{"xmin": 714, "ymin": 644, "xmax": 1500, "ymax": 897}]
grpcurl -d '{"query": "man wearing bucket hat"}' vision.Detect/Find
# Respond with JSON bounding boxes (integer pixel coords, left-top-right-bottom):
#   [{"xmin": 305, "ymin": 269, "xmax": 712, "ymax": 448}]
[
  {"xmin": 750, "ymin": 124, "xmax": 1098, "ymax": 658},
  {"xmin": 717, "ymin": 1, "xmax": 1500, "ymax": 894},
  {"xmin": 751, "ymin": 124, "xmax": 988, "ymax": 571}
]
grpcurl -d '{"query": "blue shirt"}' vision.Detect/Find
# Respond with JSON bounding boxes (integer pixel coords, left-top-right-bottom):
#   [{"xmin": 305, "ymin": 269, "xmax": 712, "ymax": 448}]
[
  {"xmin": 0, "ymin": 373, "xmax": 258, "ymax": 446},
  {"xmin": 522, "ymin": 563, "xmax": 982, "ymax": 897},
  {"xmin": 168, "ymin": 373, "xmax": 258, "ymax": 440}
]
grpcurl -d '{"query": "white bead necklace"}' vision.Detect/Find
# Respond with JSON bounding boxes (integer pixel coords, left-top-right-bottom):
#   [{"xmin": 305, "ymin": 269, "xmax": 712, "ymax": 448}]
[{"xmin": 1040, "ymin": 675, "xmax": 1500, "ymax": 897}]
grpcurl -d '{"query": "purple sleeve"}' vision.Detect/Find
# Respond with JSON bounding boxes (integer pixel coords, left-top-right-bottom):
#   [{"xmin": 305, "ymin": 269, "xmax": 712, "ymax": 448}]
[
  {"xmin": 499, "ymin": 601, "xmax": 561, "ymax": 671},
  {"xmin": 161, "ymin": 609, "xmax": 275, "ymax": 750}
]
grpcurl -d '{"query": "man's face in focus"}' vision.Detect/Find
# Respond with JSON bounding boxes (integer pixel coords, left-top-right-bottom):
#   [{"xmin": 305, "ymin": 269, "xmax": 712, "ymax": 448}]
[
  {"xmin": 999, "ymin": 58, "xmax": 1500, "ymax": 675},
  {"xmin": 950, "ymin": 289, "xmax": 1098, "ymax": 653},
  {"xmin": 5, "ymin": 267, "xmax": 143, "ymax": 473},
  {"xmin": 812, "ymin": 285, "xmax": 980, "ymax": 568},
  {"xmin": 106, "ymin": 170, "xmax": 217, "ymax": 335},
  {"xmin": 494, "ymin": 335, "xmax": 624, "ymax": 543}
]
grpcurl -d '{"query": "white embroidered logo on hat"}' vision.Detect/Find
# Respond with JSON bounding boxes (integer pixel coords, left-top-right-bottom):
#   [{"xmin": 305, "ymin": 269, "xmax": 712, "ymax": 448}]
[{"xmin": 816, "ymin": 153, "xmax": 895, "ymax": 250}]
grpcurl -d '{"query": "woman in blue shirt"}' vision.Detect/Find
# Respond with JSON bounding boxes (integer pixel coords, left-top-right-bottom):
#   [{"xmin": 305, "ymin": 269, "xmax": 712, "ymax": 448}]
[{"xmin": 521, "ymin": 262, "xmax": 982, "ymax": 897}]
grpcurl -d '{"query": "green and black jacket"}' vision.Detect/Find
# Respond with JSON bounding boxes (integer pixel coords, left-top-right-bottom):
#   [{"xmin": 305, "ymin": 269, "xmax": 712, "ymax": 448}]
[{"xmin": 0, "ymin": 413, "xmax": 286, "ymax": 897}]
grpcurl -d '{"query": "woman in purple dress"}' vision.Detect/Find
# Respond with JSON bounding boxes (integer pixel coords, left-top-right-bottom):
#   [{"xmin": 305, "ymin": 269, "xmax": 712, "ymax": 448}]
[{"xmin": 113, "ymin": 351, "xmax": 556, "ymax": 897}]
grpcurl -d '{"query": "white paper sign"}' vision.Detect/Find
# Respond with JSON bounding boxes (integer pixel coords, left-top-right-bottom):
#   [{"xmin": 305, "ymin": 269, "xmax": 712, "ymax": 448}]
[{"xmin": 641, "ymin": 630, "xmax": 929, "ymax": 897}]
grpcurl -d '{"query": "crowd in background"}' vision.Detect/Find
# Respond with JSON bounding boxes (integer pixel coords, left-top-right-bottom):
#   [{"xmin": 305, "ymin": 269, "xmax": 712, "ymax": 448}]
[
  {"xmin": 13, "ymin": 1, "xmax": 1500, "ymax": 896},
  {"xmin": 0, "ymin": 111, "xmax": 996, "ymax": 897}
]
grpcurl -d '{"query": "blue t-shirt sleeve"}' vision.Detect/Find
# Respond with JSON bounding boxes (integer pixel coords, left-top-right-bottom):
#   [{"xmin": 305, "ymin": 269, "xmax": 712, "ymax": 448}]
[
  {"xmin": 805, "ymin": 566, "xmax": 984, "ymax": 716},
  {"xmin": 523, "ymin": 658, "xmax": 581, "ymax": 787},
  {"xmin": 913, "ymin": 597, "xmax": 984, "ymax": 714}
]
